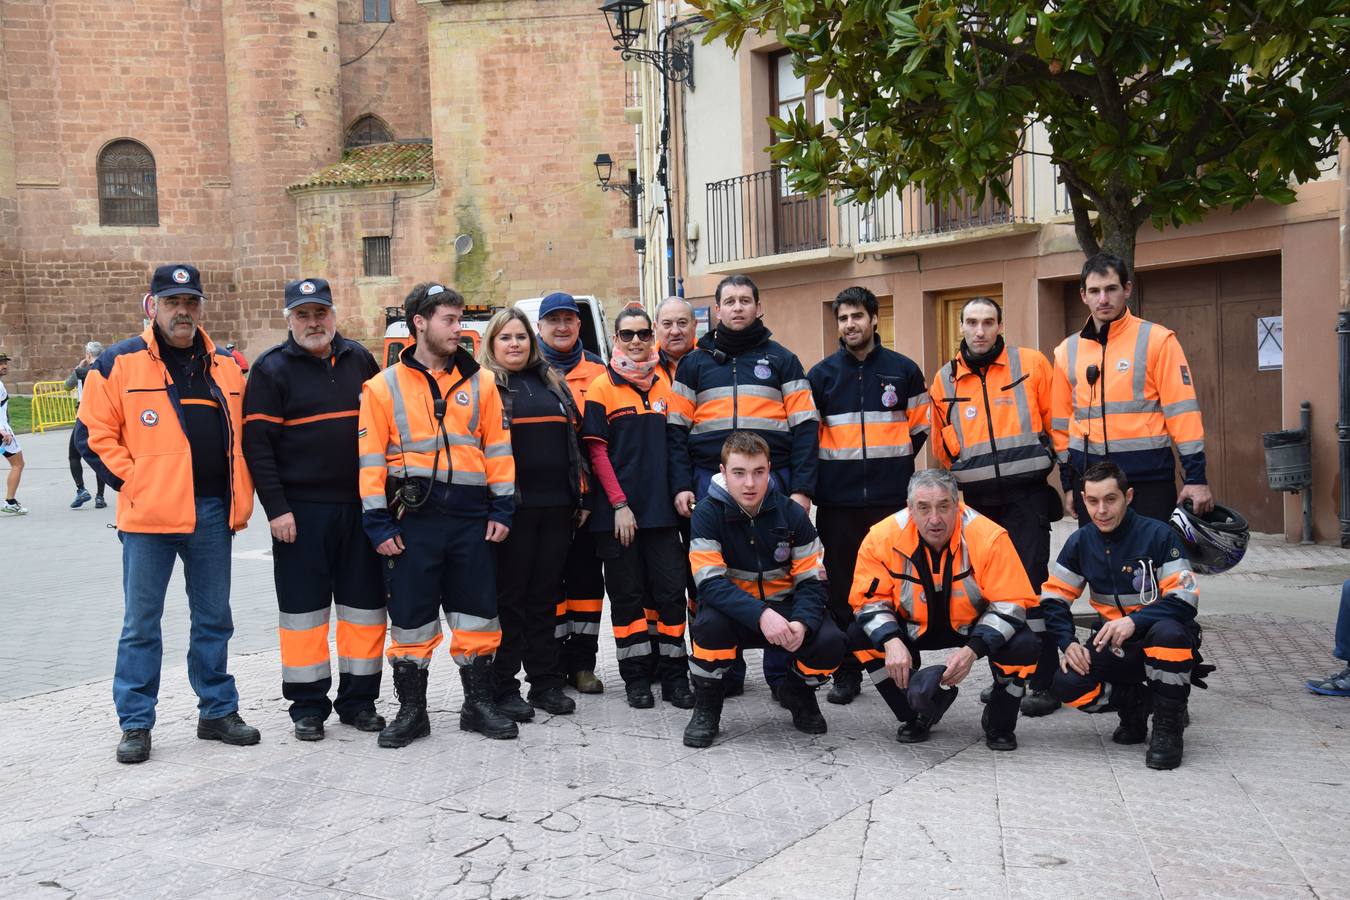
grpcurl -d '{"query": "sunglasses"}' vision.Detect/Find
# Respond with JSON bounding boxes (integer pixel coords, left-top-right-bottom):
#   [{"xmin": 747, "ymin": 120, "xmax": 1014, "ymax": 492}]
[{"xmin": 617, "ymin": 328, "xmax": 654, "ymax": 342}]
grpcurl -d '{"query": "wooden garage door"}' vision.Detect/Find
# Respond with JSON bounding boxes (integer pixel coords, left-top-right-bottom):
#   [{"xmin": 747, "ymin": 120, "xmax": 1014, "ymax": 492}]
[{"xmin": 1061, "ymin": 257, "xmax": 1282, "ymax": 532}]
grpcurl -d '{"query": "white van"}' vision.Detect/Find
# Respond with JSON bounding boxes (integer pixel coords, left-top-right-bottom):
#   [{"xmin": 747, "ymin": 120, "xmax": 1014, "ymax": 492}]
[{"xmin": 514, "ymin": 295, "xmax": 611, "ymax": 361}]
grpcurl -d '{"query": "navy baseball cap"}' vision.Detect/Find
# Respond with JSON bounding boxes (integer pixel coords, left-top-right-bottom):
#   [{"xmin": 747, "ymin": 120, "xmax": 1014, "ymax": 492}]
[
  {"xmin": 150, "ymin": 264, "xmax": 205, "ymax": 299},
  {"xmin": 538, "ymin": 291, "xmax": 580, "ymax": 318},
  {"xmin": 906, "ymin": 664, "xmax": 959, "ymax": 725},
  {"xmin": 284, "ymin": 278, "xmax": 334, "ymax": 310}
]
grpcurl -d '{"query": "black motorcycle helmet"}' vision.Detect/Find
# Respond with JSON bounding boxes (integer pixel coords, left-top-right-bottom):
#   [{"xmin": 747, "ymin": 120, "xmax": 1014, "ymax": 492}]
[{"xmin": 1169, "ymin": 500, "xmax": 1249, "ymax": 575}]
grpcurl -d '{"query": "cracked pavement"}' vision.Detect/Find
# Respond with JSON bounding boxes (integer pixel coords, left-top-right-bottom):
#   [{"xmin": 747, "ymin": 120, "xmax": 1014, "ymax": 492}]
[{"xmin": 3, "ymin": 429, "xmax": 1350, "ymax": 898}]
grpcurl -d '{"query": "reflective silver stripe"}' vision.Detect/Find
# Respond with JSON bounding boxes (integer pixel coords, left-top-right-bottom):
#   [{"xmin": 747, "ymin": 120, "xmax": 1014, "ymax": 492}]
[
  {"xmin": 1074, "ymin": 434, "xmax": 1173, "ymax": 454},
  {"xmin": 617, "ymin": 644, "xmax": 653, "ymax": 659},
  {"xmin": 791, "ymin": 540, "xmax": 819, "ymax": 560},
  {"xmin": 976, "ymin": 612, "xmax": 1017, "ymax": 641},
  {"xmin": 666, "ymin": 410, "xmax": 691, "ymax": 427},
  {"xmin": 858, "ymin": 602, "xmax": 900, "ymax": 639},
  {"xmin": 1078, "ymin": 681, "xmax": 1112, "ymax": 712},
  {"xmin": 1050, "ymin": 562, "xmax": 1086, "ymax": 589},
  {"xmin": 1056, "ymin": 450, "xmax": 1070, "ymax": 464},
  {"xmin": 489, "ymin": 481, "xmax": 513, "ymax": 496},
  {"xmin": 282, "ymin": 661, "xmax": 331, "ymax": 683},
  {"xmin": 466, "ymin": 376, "xmax": 481, "ymax": 434},
  {"xmin": 358, "ymin": 453, "xmax": 387, "ymax": 469},
  {"xmin": 279, "ymin": 609, "xmax": 329, "ymax": 631},
  {"xmin": 695, "ymin": 386, "xmax": 736, "ymax": 403},
  {"xmin": 1170, "ymin": 588, "xmax": 1199, "ymax": 609},
  {"xmin": 737, "ymin": 416, "xmax": 791, "ymax": 433},
  {"xmin": 384, "ymin": 367, "xmax": 413, "ymax": 446},
  {"xmin": 391, "ymin": 621, "xmax": 441, "ymax": 644},
  {"xmin": 659, "ymin": 643, "xmax": 687, "ymax": 657},
  {"xmin": 362, "ymin": 494, "xmax": 388, "ymax": 511},
  {"xmin": 571, "ymin": 622, "xmax": 601, "ymax": 637},
  {"xmin": 689, "ymin": 538, "xmax": 720, "ymax": 552},
  {"xmin": 781, "ymin": 378, "xmax": 810, "ymax": 395},
  {"xmin": 484, "ymin": 441, "xmax": 512, "ymax": 458},
  {"xmin": 1176, "ymin": 439, "xmax": 1205, "ymax": 455},
  {"xmin": 1040, "ymin": 589, "xmax": 1076, "ymax": 605},
  {"xmin": 1051, "ymin": 417, "xmax": 1069, "ymax": 431},
  {"xmin": 1145, "ymin": 666, "xmax": 1189, "ymax": 686},
  {"xmin": 1162, "ymin": 399, "xmax": 1200, "ymax": 417},
  {"xmin": 692, "ymin": 564, "xmax": 727, "ymax": 585},
  {"xmin": 787, "ymin": 408, "xmax": 819, "ymax": 426},
  {"xmin": 907, "ymin": 394, "xmax": 929, "ymax": 411},
  {"xmin": 820, "ymin": 444, "xmax": 915, "ymax": 461},
  {"xmin": 690, "ymin": 417, "xmax": 736, "ymax": 435},
  {"xmin": 822, "ymin": 411, "xmax": 864, "ymax": 427},
  {"xmin": 673, "ymin": 381, "xmax": 696, "ymax": 402},
  {"xmin": 868, "ymin": 667, "xmax": 893, "ymax": 686},
  {"xmin": 1132, "ymin": 322, "xmax": 1152, "ymax": 401},
  {"xmin": 553, "ymin": 623, "xmax": 570, "ymax": 639},
  {"xmin": 1066, "ymin": 335, "xmax": 1080, "ymax": 392},
  {"xmin": 1073, "ymin": 399, "xmax": 1160, "ymax": 419},
  {"xmin": 1157, "ymin": 560, "xmax": 1190, "ymax": 579},
  {"xmin": 336, "ymin": 605, "xmax": 387, "ymax": 626},
  {"xmin": 738, "ymin": 384, "xmax": 786, "ymax": 402},
  {"xmin": 338, "ymin": 656, "xmax": 384, "ymax": 675},
  {"xmin": 727, "ymin": 565, "xmax": 786, "ymax": 582},
  {"xmin": 689, "ymin": 659, "xmax": 728, "ymax": 678},
  {"xmin": 448, "ymin": 612, "xmax": 499, "ymax": 633},
  {"xmin": 395, "ymin": 434, "xmax": 478, "ymax": 452},
  {"xmin": 1027, "ymin": 617, "xmax": 1046, "ymax": 633},
  {"xmin": 987, "ymin": 600, "xmax": 1025, "ymax": 624}
]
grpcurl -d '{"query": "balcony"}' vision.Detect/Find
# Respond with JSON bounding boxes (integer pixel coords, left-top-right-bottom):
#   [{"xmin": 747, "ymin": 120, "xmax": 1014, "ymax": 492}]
[{"xmin": 704, "ymin": 152, "xmax": 1068, "ymax": 273}]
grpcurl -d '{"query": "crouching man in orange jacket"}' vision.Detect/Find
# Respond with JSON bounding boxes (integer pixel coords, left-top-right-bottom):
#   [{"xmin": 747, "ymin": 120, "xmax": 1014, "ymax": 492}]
[{"xmin": 847, "ymin": 468, "xmax": 1040, "ymax": 750}]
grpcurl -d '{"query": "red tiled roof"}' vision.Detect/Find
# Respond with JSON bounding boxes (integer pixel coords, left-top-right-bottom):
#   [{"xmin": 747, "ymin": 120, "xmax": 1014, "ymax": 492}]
[{"xmin": 288, "ymin": 141, "xmax": 433, "ymax": 191}]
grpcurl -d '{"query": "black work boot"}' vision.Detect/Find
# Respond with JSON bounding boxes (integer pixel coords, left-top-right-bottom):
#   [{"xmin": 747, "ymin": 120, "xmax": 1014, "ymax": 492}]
[
  {"xmin": 1020, "ymin": 688, "xmax": 1062, "ymax": 717},
  {"xmin": 896, "ymin": 716, "xmax": 932, "ymax": 743},
  {"xmin": 683, "ymin": 678, "xmax": 724, "ymax": 748},
  {"xmin": 1111, "ymin": 684, "xmax": 1149, "ymax": 745},
  {"xmin": 777, "ymin": 676, "xmax": 828, "ymax": 734},
  {"xmin": 528, "ymin": 685, "xmax": 576, "ymax": 715},
  {"xmin": 459, "ymin": 658, "xmax": 519, "ymax": 740},
  {"xmin": 197, "ymin": 711, "xmax": 261, "ymax": 746},
  {"xmin": 495, "ymin": 690, "xmax": 536, "ymax": 723},
  {"xmin": 982, "ymin": 685, "xmax": 1021, "ymax": 751},
  {"xmin": 379, "ymin": 662, "xmax": 431, "ymax": 748},
  {"xmin": 660, "ymin": 673, "xmax": 696, "ymax": 709},
  {"xmin": 338, "ymin": 707, "xmax": 386, "ymax": 732},
  {"xmin": 1146, "ymin": 695, "xmax": 1187, "ymax": 770},
  {"xmin": 294, "ymin": 716, "xmax": 325, "ymax": 741},
  {"xmin": 116, "ymin": 729, "xmax": 151, "ymax": 764},
  {"xmin": 625, "ymin": 679, "xmax": 656, "ymax": 709},
  {"xmin": 826, "ymin": 665, "xmax": 862, "ymax": 705}
]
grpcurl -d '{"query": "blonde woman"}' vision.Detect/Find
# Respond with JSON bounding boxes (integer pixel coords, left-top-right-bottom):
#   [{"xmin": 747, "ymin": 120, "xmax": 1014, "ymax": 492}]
[{"xmin": 478, "ymin": 309, "xmax": 588, "ymax": 720}]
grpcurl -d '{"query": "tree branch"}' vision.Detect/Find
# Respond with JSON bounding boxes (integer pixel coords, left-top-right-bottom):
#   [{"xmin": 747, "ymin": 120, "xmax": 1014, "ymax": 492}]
[{"xmin": 1064, "ymin": 181, "xmax": 1102, "ymax": 257}]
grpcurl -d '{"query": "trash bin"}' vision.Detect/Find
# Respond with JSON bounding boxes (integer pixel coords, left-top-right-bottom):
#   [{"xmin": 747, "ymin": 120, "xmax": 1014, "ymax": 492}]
[{"xmin": 1262, "ymin": 429, "xmax": 1312, "ymax": 491}]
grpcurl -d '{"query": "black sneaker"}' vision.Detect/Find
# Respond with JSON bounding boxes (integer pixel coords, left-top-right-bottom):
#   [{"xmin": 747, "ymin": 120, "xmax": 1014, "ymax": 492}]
[
  {"xmin": 95, "ymin": 496, "xmax": 108, "ymax": 509},
  {"xmin": 197, "ymin": 711, "xmax": 261, "ymax": 746},
  {"xmin": 116, "ymin": 729, "xmax": 151, "ymax": 764},
  {"xmin": 294, "ymin": 717, "xmax": 324, "ymax": 741}
]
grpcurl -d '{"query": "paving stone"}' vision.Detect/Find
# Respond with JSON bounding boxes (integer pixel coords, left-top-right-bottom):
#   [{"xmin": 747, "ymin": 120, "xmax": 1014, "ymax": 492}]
[
  {"xmin": 1007, "ymin": 866, "xmax": 1163, "ymax": 899},
  {"xmin": 1004, "ymin": 826, "xmax": 1153, "ymax": 874},
  {"xmin": 1157, "ymin": 875, "xmax": 1318, "ymax": 899}
]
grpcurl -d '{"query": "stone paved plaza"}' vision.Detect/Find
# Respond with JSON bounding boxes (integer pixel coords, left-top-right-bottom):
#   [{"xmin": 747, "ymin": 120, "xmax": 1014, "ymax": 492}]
[{"xmin": 3, "ymin": 429, "xmax": 1350, "ymax": 898}]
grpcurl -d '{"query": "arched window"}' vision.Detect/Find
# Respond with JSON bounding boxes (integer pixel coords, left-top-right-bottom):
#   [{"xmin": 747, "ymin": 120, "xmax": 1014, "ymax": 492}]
[
  {"xmin": 98, "ymin": 140, "xmax": 158, "ymax": 226},
  {"xmin": 345, "ymin": 116, "xmax": 394, "ymax": 148}
]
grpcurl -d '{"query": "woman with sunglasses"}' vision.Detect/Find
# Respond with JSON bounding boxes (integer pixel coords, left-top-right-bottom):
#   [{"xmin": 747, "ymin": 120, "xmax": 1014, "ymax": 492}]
[
  {"xmin": 581, "ymin": 308, "xmax": 694, "ymax": 709},
  {"xmin": 478, "ymin": 308, "xmax": 588, "ymax": 720}
]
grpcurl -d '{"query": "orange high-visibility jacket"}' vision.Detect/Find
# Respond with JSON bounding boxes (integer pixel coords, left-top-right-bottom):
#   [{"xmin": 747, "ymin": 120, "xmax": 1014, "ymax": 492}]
[
  {"xmin": 929, "ymin": 344, "xmax": 1056, "ymax": 495},
  {"xmin": 849, "ymin": 506, "xmax": 1033, "ymax": 655},
  {"xmin": 1051, "ymin": 309, "xmax": 1206, "ymax": 489},
  {"xmin": 75, "ymin": 324, "xmax": 253, "ymax": 533},
  {"xmin": 358, "ymin": 347, "xmax": 514, "ymax": 545}
]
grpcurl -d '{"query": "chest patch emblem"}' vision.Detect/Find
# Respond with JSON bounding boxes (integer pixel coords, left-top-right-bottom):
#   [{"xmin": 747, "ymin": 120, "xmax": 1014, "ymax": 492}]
[
  {"xmin": 753, "ymin": 358, "xmax": 772, "ymax": 380},
  {"xmin": 965, "ymin": 406, "xmax": 977, "ymax": 419},
  {"xmin": 1116, "ymin": 359, "xmax": 1131, "ymax": 372},
  {"xmin": 140, "ymin": 409, "xmax": 159, "ymax": 427},
  {"xmin": 773, "ymin": 541, "xmax": 791, "ymax": 563},
  {"xmin": 652, "ymin": 398, "xmax": 666, "ymax": 414},
  {"xmin": 454, "ymin": 391, "xmax": 470, "ymax": 406},
  {"xmin": 881, "ymin": 383, "xmax": 898, "ymax": 408}
]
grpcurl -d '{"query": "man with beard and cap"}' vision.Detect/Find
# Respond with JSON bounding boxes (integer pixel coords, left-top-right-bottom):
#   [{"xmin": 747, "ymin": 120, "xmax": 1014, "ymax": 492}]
[
  {"xmin": 848, "ymin": 468, "xmax": 1040, "ymax": 750},
  {"xmin": 808, "ymin": 286, "xmax": 928, "ymax": 706},
  {"xmin": 535, "ymin": 291, "xmax": 609, "ymax": 695},
  {"xmin": 929, "ymin": 296, "xmax": 1064, "ymax": 717},
  {"xmin": 667, "ymin": 274, "xmax": 820, "ymax": 697},
  {"xmin": 243, "ymin": 278, "xmax": 387, "ymax": 742},
  {"xmin": 77, "ymin": 264, "xmax": 260, "ymax": 763}
]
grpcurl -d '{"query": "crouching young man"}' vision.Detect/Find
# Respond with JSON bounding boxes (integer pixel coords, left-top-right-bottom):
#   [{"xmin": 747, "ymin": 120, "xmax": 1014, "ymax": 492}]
[{"xmin": 683, "ymin": 432, "xmax": 844, "ymax": 747}]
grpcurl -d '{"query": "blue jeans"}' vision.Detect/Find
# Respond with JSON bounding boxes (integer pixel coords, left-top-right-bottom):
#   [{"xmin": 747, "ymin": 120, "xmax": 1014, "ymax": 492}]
[
  {"xmin": 114, "ymin": 497, "xmax": 238, "ymax": 730},
  {"xmin": 1335, "ymin": 579, "xmax": 1350, "ymax": 662}
]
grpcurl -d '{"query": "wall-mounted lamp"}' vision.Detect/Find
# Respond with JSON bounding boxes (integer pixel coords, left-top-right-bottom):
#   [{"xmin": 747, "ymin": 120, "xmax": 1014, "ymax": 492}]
[
  {"xmin": 598, "ymin": 0, "xmax": 694, "ymax": 89},
  {"xmin": 594, "ymin": 153, "xmax": 643, "ymax": 199}
]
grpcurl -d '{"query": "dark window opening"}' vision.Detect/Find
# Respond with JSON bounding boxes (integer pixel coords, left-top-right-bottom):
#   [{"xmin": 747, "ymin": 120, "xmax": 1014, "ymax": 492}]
[
  {"xmin": 627, "ymin": 169, "xmax": 639, "ymax": 229},
  {"xmin": 98, "ymin": 140, "xmax": 158, "ymax": 226},
  {"xmin": 363, "ymin": 0, "xmax": 392, "ymax": 23},
  {"xmin": 346, "ymin": 116, "xmax": 394, "ymax": 148},
  {"xmin": 364, "ymin": 236, "xmax": 392, "ymax": 276}
]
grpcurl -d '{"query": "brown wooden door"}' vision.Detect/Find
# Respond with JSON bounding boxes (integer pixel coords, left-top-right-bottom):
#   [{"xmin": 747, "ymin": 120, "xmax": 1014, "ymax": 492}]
[{"xmin": 1217, "ymin": 297, "xmax": 1282, "ymax": 531}]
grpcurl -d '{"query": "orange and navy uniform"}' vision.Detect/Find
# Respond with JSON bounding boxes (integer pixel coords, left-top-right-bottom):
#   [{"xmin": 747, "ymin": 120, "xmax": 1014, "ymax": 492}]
[
  {"xmin": 808, "ymin": 336, "xmax": 929, "ymax": 508},
  {"xmin": 553, "ymin": 350, "xmax": 609, "ymax": 669},
  {"xmin": 1041, "ymin": 509, "xmax": 1201, "ymax": 709},
  {"xmin": 849, "ymin": 506, "xmax": 1034, "ymax": 661},
  {"xmin": 242, "ymin": 332, "xmax": 386, "ymax": 719},
  {"xmin": 358, "ymin": 345, "xmax": 513, "ymax": 667},
  {"xmin": 583, "ymin": 367, "xmax": 687, "ymax": 680},
  {"xmin": 1051, "ymin": 308, "xmax": 1206, "ymax": 490},
  {"xmin": 667, "ymin": 331, "xmax": 819, "ymax": 498},
  {"xmin": 687, "ymin": 477, "xmax": 843, "ymax": 687},
  {"xmin": 929, "ymin": 343, "xmax": 1055, "ymax": 496},
  {"xmin": 76, "ymin": 324, "xmax": 253, "ymax": 534}
]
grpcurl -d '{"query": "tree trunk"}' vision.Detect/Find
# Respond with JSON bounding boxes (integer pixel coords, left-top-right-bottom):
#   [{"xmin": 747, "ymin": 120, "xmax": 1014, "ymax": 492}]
[{"xmin": 1096, "ymin": 199, "xmax": 1139, "ymax": 312}]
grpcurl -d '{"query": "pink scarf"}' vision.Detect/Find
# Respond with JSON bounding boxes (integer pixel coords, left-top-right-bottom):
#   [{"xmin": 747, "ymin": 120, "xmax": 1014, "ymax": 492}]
[{"xmin": 609, "ymin": 342, "xmax": 659, "ymax": 392}]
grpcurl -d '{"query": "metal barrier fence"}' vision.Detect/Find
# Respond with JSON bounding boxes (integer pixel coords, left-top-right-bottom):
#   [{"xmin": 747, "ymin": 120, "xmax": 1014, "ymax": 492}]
[{"xmin": 30, "ymin": 381, "xmax": 78, "ymax": 433}]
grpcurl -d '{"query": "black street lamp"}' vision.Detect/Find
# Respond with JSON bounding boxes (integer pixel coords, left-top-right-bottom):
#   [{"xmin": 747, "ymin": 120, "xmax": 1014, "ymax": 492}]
[
  {"xmin": 593, "ymin": 153, "xmax": 643, "ymax": 199},
  {"xmin": 598, "ymin": 0, "xmax": 694, "ymax": 89}
]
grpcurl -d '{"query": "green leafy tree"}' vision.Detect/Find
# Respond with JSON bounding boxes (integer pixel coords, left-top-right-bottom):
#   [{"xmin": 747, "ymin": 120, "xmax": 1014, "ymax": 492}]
[{"xmin": 689, "ymin": 0, "xmax": 1350, "ymax": 272}]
